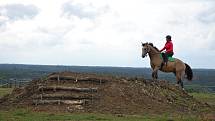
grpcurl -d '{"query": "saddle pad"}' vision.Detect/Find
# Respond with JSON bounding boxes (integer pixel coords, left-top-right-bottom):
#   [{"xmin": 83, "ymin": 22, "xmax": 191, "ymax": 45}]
[
  {"xmin": 160, "ymin": 54, "xmax": 175, "ymax": 62},
  {"xmin": 168, "ymin": 57, "xmax": 175, "ymax": 62}
]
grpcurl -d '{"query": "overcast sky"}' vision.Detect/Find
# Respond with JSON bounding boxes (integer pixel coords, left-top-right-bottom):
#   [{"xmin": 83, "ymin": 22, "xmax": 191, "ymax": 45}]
[{"xmin": 0, "ymin": 0, "xmax": 215, "ymax": 68}]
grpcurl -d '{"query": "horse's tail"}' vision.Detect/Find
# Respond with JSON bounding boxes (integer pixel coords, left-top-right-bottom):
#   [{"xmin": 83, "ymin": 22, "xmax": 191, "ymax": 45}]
[{"xmin": 185, "ymin": 63, "xmax": 193, "ymax": 81}]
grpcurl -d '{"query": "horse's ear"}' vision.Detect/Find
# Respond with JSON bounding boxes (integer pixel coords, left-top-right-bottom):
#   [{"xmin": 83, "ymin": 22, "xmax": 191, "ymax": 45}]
[
  {"xmin": 148, "ymin": 43, "xmax": 153, "ymax": 46},
  {"xmin": 141, "ymin": 42, "xmax": 148, "ymax": 46}
]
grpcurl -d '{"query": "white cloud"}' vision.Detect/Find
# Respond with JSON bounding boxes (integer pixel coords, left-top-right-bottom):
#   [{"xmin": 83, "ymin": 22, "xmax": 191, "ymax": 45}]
[
  {"xmin": 62, "ymin": 1, "xmax": 109, "ymax": 20},
  {"xmin": 0, "ymin": 3, "xmax": 39, "ymax": 26},
  {"xmin": 0, "ymin": 0, "xmax": 214, "ymax": 68}
]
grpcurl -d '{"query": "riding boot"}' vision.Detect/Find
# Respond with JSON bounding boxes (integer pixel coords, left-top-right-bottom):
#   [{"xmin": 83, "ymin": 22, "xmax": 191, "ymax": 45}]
[
  {"xmin": 164, "ymin": 54, "xmax": 168, "ymax": 66},
  {"xmin": 165, "ymin": 53, "xmax": 169, "ymax": 66},
  {"xmin": 161, "ymin": 53, "xmax": 167, "ymax": 67}
]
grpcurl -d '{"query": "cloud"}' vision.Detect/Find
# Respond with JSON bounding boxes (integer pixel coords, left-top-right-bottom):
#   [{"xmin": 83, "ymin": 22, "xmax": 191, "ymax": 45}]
[
  {"xmin": 61, "ymin": 1, "xmax": 109, "ymax": 19},
  {"xmin": 197, "ymin": 5, "xmax": 215, "ymax": 24},
  {"xmin": 207, "ymin": 28, "xmax": 215, "ymax": 50},
  {"xmin": 0, "ymin": 4, "xmax": 39, "ymax": 25}
]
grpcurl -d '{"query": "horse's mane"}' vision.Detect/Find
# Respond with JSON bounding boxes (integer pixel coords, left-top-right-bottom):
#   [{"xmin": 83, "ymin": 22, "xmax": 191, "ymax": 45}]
[{"xmin": 148, "ymin": 43, "xmax": 160, "ymax": 52}]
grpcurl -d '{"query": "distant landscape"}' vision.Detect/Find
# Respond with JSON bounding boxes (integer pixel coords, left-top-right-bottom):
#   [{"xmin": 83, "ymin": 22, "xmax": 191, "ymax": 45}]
[{"xmin": 0, "ymin": 64, "xmax": 215, "ymax": 92}]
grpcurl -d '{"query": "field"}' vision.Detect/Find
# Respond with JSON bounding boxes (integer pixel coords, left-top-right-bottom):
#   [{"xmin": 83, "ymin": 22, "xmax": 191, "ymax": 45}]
[
  {"xmin": 190, "ymin": 92, "xmax": 215, "ymax": 106},
  {"xmin": 0, "ymin": 88, "xmax": 13, "ymax": 97},
  {"xmin": 0, "ymin": 108, "xmax": 201, "ymax": 121}
]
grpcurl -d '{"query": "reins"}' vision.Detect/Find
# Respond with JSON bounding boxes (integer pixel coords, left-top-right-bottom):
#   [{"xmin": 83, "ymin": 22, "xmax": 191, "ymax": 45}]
[{"xmin": 147, "ymin": 45, "xmax": 161, "ymax": 56}]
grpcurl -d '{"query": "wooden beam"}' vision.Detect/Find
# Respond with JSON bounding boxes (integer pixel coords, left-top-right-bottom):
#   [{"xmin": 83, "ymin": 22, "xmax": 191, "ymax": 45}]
[
  {"xmin": 38, "ymin": 86, "xmax": 97, "ymax": 92},
  {"xmin": 48, "ymin": 76, "xmax": 107, "ymax": 83},
  {"xmin": 33, "ymin": 99, "xmax": 85, "ymax": 105},
  {"xmin": 33, "ymin": 94, "xmax": 94, "ymax": 100}
]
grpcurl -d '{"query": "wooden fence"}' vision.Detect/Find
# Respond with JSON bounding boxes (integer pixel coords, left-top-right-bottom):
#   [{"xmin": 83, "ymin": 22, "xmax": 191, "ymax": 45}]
[{"xmin": 0, "ymin": 79, "xmax": 30, "ymax": 88}]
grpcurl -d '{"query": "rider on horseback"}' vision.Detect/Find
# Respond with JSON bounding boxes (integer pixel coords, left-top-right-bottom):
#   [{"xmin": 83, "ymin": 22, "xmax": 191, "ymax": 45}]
[{"xmin": 160, "ymin": 35, "xmax": 174, "ymax": 65}]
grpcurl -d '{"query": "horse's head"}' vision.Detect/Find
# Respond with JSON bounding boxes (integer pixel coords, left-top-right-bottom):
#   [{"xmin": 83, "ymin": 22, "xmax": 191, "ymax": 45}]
[
  {"xmin": 142, "ymin": 42, "xmax": 159, "ymax": 58},
  {"xmin": 141, "ymin": 42, "xmax": 151, "ymax": 58}
]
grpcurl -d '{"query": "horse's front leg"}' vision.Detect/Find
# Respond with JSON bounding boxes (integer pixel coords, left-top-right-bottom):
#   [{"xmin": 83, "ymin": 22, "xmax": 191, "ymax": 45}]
[{"xmin": 152, "ymin": 66, "xmax": 159, "ymax": 79}]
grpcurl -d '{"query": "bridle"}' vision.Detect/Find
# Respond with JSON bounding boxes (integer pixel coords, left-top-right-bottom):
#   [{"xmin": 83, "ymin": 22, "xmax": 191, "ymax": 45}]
[{"xmin": 142, "ymin": 43, "xmax": 161, "ymax": 58}]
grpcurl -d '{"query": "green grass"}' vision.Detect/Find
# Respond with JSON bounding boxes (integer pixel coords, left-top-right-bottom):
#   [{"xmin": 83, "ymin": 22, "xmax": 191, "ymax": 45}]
[
  {"xmin": 189, "ymin": 92, "xmax": 215, "ymax": 105},
  {"xmin": 0, "ymin": 108, "xmax": 201, "ymax": 121},
  {"xmin": 0, "ymin": 87, "xmax": 13, "ymax": 97}
]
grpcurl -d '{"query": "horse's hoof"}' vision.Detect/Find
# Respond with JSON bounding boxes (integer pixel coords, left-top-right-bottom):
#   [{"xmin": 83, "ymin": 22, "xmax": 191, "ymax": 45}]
[{"xmin": 182, "ymin": 88, "xmax": 185, "ymax": 91}]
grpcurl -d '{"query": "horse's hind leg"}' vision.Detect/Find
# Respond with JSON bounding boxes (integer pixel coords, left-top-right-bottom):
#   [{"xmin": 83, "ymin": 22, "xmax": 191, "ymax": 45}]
[
  {"xmin": 180, "ymin": 71, "xmax": 185, "ymax": 90},
  {"xmin": 176, "ymin": 72, "xmax": 184, "ymax": 90},
  {"xmin": 180, "ymin": 80, "xmax": 184, "ymax": 90}
]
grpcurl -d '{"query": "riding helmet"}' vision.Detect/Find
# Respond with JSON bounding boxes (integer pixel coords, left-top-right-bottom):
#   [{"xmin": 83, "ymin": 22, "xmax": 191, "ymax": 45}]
[{"xmin": 166, "ymin": 35, "xmax": 171, "ymax": 40}]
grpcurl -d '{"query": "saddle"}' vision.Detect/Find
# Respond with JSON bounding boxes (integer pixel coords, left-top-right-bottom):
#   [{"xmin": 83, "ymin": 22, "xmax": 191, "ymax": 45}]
[
  {"xmin": 160, "ymin": 53, "xmax": 175, "ymax": 69},
  {"xmin": 160, "ymin": 53, "xmax": 175, "ymax": 62}
]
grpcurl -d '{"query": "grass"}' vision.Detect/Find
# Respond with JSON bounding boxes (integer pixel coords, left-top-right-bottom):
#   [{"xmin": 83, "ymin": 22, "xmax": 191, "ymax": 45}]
[
  {"xmin": 0, "ymin": 87, "xmax": 13, "ymax": 97},
  {"xmin": 0, "ymin": 108, "xmax": 201, "ymax": 121},
  {"xmin": 189, "ymin": 92, "xmax": 215, "ymax": 106}
]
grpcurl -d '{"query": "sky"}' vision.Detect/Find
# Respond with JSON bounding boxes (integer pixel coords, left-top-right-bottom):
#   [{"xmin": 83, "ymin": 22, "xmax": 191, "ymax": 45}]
[{"xmin": 0, "ymin": 0, "xmax": 215, "ymax": 68}]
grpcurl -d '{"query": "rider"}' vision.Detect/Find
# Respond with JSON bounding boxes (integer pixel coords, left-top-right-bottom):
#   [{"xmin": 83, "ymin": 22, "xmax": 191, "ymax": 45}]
[{"xmin": 160, "ymin": 35, "xmax": 174, "ymax": 65}]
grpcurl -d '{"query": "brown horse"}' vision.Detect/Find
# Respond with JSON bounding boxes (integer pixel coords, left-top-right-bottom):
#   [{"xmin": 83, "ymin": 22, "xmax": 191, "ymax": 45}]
[{"xmin": 141, "ymin": 42, "xmax": 193, "ymax": 90}]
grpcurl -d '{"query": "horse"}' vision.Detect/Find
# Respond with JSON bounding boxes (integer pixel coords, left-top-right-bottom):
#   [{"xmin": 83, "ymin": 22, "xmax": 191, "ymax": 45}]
[{"xmin": 141, "ymin": 42, "xmax": 193, "ymax": 90}]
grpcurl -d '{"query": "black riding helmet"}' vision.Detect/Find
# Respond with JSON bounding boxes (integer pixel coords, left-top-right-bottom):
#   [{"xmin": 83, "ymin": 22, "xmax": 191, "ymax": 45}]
[{"xmin": 166, "ymin": 35, "xmax": 171, "ymax": 40}]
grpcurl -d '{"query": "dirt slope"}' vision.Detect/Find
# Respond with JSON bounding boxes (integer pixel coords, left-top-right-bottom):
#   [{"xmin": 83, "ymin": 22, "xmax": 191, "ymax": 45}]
[{"xmin": 0, "ymin": 71, "xmax": 213, "ymax": 115}]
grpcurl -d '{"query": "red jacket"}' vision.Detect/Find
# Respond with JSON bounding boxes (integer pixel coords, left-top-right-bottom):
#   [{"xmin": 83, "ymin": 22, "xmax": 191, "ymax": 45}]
[{"xmin": 160, "ymin": 41, "xmax": 173, "ymax": 53}]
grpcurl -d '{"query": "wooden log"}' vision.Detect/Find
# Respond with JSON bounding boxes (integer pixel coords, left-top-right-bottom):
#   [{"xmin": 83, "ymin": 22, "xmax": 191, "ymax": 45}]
[
  {"xmin": 38, "ymin": 86, "xmax": 97, "ymax": 92},
  {"xmin": 48, "ymin": 76, "xmax": 107, "ymax": 83},
  {"xmin": 33, "ymin": 99, "xmax": 85, "ymax": 105},
  {"xmin": 33, "ymin": 94, "xmax": 94, "ymax": 100}
]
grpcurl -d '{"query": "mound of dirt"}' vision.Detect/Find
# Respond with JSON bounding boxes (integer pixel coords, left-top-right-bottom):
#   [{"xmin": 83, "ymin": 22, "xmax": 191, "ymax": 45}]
[{"xmin": 0, "ymin": 71, "xmax": 213, "ymax": 115}]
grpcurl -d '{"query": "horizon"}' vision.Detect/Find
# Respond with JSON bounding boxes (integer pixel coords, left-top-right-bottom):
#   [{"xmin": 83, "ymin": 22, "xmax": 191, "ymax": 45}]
[{"xmin": 0, "ymin": 63, "xmax": 214, "ymax": 70}]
